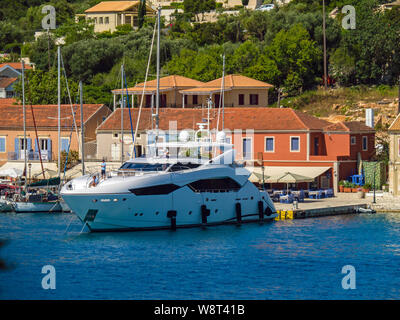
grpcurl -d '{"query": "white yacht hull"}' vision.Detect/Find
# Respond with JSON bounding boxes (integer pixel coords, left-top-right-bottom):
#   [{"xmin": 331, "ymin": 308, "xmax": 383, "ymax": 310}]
[
  {"xmin": 61, "ymin": 166, "xmax": 277, "ymax": 232},
  {"xmin": 62, "ymin": 186, "xmax": 276, "ymax": 232},
  {"xmin": 13, "ymin": 201, "xmax": 63, "ymax": 213}
]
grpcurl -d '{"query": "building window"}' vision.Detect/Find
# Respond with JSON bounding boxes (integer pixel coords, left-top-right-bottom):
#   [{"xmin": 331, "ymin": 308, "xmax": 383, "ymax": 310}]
[
  {"xmin": 93, "ymin": 17, "xmax": 97, "ymax": 24},
  {"xmin": 61, "ymin": 138, "xmax": 70, "ymax": 152},
  {"xmin": 105, "ymin": 17, "xmax": 109, "ymax": 24},
  {"xmin": 249, "ymin": 94, "xmax": 258, "ymax": 105},
  {"xmin": 351, "ymin": 136, "xmax": 356, "ymax": 145},
  {"xmin": 362, "ymin": 136, "xmax": 368, "ymax": 151},
  {"xmin": 239, "ymin": 94, "xmax": 245, "ymax": 105},
  {"xmin": 193, "ymin": 95, "xmax": 198, "ymax": 105},
  {"xmin": 40, "ymin": 139, "xmax": 48, "ymax": 151},
  {"xmin": 99, "ymin": 17, "xmax": 103, "ymax": 24},
  {"xmin": 0, "ymin": 137, "xmax": 5, "ymax": 153},
  {"xmin": 290, "ymin": 137, "xmax": 300, "ymax": 152},
  {"xmin": 265, "ymin": 137, "xmax": 274, "ymax": 152}
]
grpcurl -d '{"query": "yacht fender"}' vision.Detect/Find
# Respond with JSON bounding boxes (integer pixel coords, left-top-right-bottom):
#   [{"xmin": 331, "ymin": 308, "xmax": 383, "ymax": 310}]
[
  {"xmin": 258, "ymin": 201, "xmax": 264, "ymax": 222},
  {"xmin": 167, "ymin": 210, "xmax": 177, "ymax": 230},
  {"xmin": 235, "ymin": 202, "xmax": 242, "ymax": 224},
  {"xmin": 201, "ymin": 205, "xmax": 210, "ymax": 225}
]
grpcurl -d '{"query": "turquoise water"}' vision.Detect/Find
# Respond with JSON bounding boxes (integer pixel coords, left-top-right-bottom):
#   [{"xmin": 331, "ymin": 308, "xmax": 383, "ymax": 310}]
[{"xmin": 1, "ymin": 212, "xmax": 400, "ymax": 299}]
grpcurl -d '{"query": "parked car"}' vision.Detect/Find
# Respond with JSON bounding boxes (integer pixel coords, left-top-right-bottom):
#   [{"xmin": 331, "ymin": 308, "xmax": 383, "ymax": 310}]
[{"xmin": 256, "ymin": 4, "xmax": 275, "ymax": 11}]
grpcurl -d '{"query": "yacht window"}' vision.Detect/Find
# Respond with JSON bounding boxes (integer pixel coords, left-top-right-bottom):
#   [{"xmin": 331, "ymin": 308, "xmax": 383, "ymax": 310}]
[
  {"xmin": 119, "ymin": 162, "xmax": 167, "ymax": 171},
  {"xmin": 188, "ymin": 178, "xmax": 241, "ymax": 193},
  {"xmin": 169, "ymin": 163, "xmax": 201, "ymax": 172}
]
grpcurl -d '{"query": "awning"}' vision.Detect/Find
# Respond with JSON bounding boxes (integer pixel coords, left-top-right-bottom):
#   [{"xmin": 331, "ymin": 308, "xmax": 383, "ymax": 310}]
[
  {"xmin": 248, "ymin": 166, "xmax": 331, "ymax": 183},
  {"xmin": 0, "ymin": 162, "xmax": 58, "ymax": 179}
]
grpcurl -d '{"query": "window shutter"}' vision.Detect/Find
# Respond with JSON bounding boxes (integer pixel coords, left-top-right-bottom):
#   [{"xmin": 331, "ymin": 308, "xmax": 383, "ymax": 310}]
[{"xmin": 47, "ymin": 139, "xmax": 52, "ymax": 160}]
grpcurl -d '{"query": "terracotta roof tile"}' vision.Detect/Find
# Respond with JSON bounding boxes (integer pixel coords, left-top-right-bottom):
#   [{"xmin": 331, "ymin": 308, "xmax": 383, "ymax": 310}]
[
  {"xmin": 85, "ymin": 1, "xmax": 141, "ymax": 12},
  {"xmin": 0, "ymin": 77, "xmax": 17, "ymax": 88},
  {"xmin": 112, "ymin": 75, "xmax": 204, "ymax": 94},
  {"xmin": 324, "ymin": 121, "xmax": 375, "ymax": 132},
  {"xmin": 0, "ymin": 104, "xmax": 105, "ymax": 130},
  {"xmin": 0, "ymin": 63, "xmax": 32, "ymax": 70},
  {"xmin": 389, "ymin": 114, "xmax": 400, "ymax": 131},
  {"xmin": 97, "ymin": 107, "xmax": 332, "ymax": 132},
  {"xmin": 0, "ymin": 98, "xmax": 18, "ymax": 105},
  {"xmin": 180, "ymin": 74, "xmax": 273, "ymax": 94}
]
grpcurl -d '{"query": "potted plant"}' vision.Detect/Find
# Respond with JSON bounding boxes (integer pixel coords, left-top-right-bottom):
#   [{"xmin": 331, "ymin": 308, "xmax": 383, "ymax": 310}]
[
  {"xmin": 339, "ymin": 180, "xmax": 345, "ymax": 192},
  {"xmin": 352, "ymin": 184, "xmax": 360, "ymax": 193},
  {"xmin": 343, "ymin": 181, "xmax": 352, "ymax": 193},
  {"xmin": 362, "ymin": 183, "xmax": 371, "ymax": 193}
]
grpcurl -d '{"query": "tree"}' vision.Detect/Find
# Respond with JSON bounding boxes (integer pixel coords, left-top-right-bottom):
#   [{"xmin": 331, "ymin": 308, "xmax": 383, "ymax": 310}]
[
  {"xmin": 14, "ymin": 69, "xmax": 78, "ymax": 105},
  {"xmin": 138, "ymin": 0, "xmax": 146, "ymax": 29},
  {"xmin": 55, "ymin": 18, "xmax": 95, "ymax": 46},
  {"xmin": 263, "ymin": 24, "xmax": 322, "ymax": 94}
]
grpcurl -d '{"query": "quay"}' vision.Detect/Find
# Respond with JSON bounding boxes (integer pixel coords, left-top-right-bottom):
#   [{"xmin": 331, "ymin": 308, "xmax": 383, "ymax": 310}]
[{"xmin": 273, "ymin": 192, "xmax": 400, "ymax": 220}]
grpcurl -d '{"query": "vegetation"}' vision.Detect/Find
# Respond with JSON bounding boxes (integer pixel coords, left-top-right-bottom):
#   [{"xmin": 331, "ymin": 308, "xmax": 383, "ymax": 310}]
[{"xmin": 2, "ymin": 0, "xmax": 400, "ymax": 107}]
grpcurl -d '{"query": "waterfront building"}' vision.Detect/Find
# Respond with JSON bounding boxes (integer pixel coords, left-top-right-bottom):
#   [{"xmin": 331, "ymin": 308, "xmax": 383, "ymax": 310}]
[
  {"xmin": 95, "ymin": 107, "xmax": 375, "ymax": 191},
  {"xmin": 0, "ymin": 63, "xmax": 33, "ymax": 99},
  {"xmin": 388, "ymin": 114, "xmax": 400, "ymax": 195},
  {"xmin": 112, "ymin": 74, "xmax": 273, "ymax": 110},
  {"xmin": 111, "ymin": 75, "xmax": 204, "ymax": 110},
  {"xmin": 0, "ymin": 103, "xmax": 111, "ymax": 173},
  {"xmin": 179, "ymin": 74, "xmax": 273, "ymax": 108}
]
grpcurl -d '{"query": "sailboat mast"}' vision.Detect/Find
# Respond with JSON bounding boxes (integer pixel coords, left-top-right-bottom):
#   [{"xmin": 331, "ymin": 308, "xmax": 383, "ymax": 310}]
[
  {"xmin": 222, "ymin": 54, "xmax": 225, "ymax": 130},
  {"xmin": 57, "ymin": 46, "xmax": 61, "ymax": 177},
  {"xmin": 79, "ymin": 81, "xmax": 85, "ymax": 175},
  {"xmin": 22, "ymin": 60, "xmax": 27, "ymax": 185},
  {"xmin": 155, "ymin": 6, "xmax": 161, "ymax": 154},
  {"xmin": 121, "ymin": 64, "xmax": 124, "ymax": 165}
]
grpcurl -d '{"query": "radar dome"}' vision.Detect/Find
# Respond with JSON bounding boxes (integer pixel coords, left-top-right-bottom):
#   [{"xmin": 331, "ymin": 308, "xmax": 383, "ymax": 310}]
[
  {"xmin": 179, "ymin": 130, "xmax": 190, "ymax": 142},
  {"xmin": 216, "ymin": 131, "xmax": 226, "ymax": 143}
]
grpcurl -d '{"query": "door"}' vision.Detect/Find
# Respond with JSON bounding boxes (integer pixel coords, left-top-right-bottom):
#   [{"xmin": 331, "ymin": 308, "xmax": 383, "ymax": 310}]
[
  {"xmin": 243, "ymin": 138, "xmax": 252, "ymax": 160},
  {"xmin": 111, "ymin": 143, "xmax": 120, "ymax": 161},
  {"xmin": 214, "ymin": 94, "xmax": 221, "ymax": 108}
]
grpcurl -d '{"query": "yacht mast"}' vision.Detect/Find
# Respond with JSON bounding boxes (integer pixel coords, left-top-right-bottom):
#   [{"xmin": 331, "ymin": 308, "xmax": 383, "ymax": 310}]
[
  {"xmin": 57, "ymin": 46, "xmax": 61, "ymax": 177},
  {"xmin": 22, "ymin": 60, "xmax": 27, "ymax": 186}
]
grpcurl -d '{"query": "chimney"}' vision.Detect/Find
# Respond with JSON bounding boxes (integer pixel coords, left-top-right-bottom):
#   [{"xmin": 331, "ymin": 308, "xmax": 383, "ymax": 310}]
[{"xmin": 365, "ymin": 108, "xmax": 374, "ymax": 128}]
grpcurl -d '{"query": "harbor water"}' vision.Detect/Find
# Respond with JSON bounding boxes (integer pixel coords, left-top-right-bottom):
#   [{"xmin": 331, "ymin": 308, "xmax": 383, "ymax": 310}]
[{"xmin": 1, "ymin": 212, "xmax": 400, "ymax": 299}]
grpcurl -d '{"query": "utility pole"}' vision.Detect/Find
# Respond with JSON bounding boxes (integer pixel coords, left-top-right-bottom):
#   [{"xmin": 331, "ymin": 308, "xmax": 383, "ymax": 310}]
[
  {"xmin": 79, "ymin": 81, "xmax": 85, "ymax": 176},
  {"xmin": 322, "ymin": 0, "xmax": 328, "ymax": 91}
]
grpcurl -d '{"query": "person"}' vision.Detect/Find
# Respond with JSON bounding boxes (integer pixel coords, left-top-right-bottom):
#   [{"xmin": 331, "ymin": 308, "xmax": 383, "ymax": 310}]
[
  {"xmin": 90, "ymin": 175, "xmax": 98, "ymax": 187},
  {"xmin": 101, "ymin": 160, "xmax": 106, "ymax": 179}
]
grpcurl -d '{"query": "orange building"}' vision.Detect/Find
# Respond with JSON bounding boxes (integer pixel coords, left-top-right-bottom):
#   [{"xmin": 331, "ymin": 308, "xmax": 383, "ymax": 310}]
[
  {"xmin": 0, "ymin": 103, "xmax": 111, "ymax": 174},
  {"xmin": 96, "ymin": 107, "xmax": 375, "ymax": 191}
]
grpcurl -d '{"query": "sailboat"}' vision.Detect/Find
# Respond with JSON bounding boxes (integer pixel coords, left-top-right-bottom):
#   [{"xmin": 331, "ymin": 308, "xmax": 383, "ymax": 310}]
[
  {"xmin": 12, "ymin": 50, "xmax": 65, "ymax": 213},
  {"xmin": 60, "ymin": 8, "xmax": 277, "ymax": 231}
]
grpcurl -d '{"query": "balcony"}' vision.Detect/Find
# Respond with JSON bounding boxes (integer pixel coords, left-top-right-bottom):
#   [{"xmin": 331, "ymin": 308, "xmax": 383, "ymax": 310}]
[{"xmin": 8, "ymin": 151, "xmax": 52, "ymax": 161}]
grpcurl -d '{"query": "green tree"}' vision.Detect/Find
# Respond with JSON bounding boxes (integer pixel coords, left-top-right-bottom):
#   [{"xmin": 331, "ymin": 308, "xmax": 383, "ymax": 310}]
[
  {"xmin": 138, "ymin": 0, "xmax": 147, "ymax": 29},
  {"xmin": 264, "ymin": 24, "xmax": 322, "ymax": 94},
  {"xmin": 14, "ymin": 69, "xmax": 78, "ymax": 105}
]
